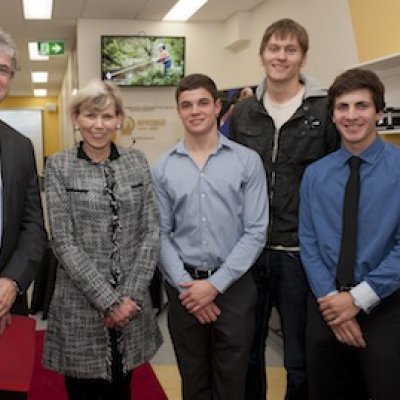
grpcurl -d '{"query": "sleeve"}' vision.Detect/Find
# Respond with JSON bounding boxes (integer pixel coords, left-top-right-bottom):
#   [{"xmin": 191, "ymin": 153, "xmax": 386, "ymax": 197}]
[
  {"xmin": 45, "ymin": 157, "xmax": 120, "ymax": 313},
  {"xmin": 1, "ymin": 140, "xmax": 46, "ymax": 292},
  {"xmin": 151, "ymin": 161, "xmax": 193, "ymax": 292},
  {"xmin": 299, "ymin": 168, "xmax": 338, "ymax": 298},
  {"xmin": 208, "ymin": 153, "xmax": 268, "ymax": 293},
  {"xmin": 119, "ymin": 152, "xmax": 160, "ymax": 303}
]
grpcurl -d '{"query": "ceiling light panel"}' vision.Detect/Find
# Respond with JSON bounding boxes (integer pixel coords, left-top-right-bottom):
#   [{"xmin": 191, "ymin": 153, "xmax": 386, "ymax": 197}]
[
  {"xmin": 23, "ymin": 0, "xmax": 53, "ymax": 19},
  {"xmin": 163, "ymin": 0, "xmax": 208, "ymax": 21},
  {"xmin": 33, "ymin": 88, "xmax": 48, "ymax": 97},
  {"xmin": 31, "ymin": 71, "xmax": 48, "ymax": 83}
]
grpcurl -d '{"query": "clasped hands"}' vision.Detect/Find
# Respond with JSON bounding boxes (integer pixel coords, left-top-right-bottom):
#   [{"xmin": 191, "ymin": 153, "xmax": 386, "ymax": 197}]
[
  {"xmin": 103, "ymin": 296, "xmax": 141, "ymax": 329},
  {"xmin": 318, "ymin": 292, "xmax": 366, "ymax": 348},
  {"xmin": 179, "ymin": 280, "xmax": 220, "ymax": 325}
]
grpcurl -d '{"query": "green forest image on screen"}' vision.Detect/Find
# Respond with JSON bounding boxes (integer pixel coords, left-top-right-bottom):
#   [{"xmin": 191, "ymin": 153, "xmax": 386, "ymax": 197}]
[{"xmin": 101, "ymin": 36, "xmax": 185, "ymax": 87}]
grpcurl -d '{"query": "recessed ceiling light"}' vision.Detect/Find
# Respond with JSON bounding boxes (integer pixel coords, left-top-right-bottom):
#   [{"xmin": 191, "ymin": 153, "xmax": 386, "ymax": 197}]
[
  {"xmin": 34, "ymin": 88, "xmax": 47, "ymax": 97},
  {"xmin": 32, "ymin": 71, "xmax": 48, "ymax": 83},
  {"xmin": 163, "ymin": 0, "xmax": 208, "ymax": 21},
  {"xmin": 28, "ymin": 42, "xmax": 49, "ymax": 61},
  {"xmin": 22, "ymin": 0, "xmax": 53, "ymax": 19}
]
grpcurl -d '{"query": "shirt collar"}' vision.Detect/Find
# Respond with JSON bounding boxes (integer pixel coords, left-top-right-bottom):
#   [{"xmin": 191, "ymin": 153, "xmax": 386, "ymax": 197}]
[
  {"xmin": 338, "ymin": 136, "xmax": 384, "ymax": 166},
  {"xmin": 173, "ymin": 133, "xmax": 233, "ymax": 156},
  {"xmin": 77, "ymin": 141, "xmax": 120, "ymax": 163}
]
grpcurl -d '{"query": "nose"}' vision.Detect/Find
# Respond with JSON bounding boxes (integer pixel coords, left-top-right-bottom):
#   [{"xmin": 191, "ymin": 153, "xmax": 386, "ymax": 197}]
[
  {"xmin": 346, "ymin": 105, "xmax": 357, "ymax": 119},
  {"xmin": 276, "ymin": 48, "xmax": 287, "ymax": 59},
  {"xmin": 94, "ymin": 115, "xmax": 104, "ymax": 128},
  {"xmin": 190, "ymin": 103, "xmax": 200, "ymax": 113}
]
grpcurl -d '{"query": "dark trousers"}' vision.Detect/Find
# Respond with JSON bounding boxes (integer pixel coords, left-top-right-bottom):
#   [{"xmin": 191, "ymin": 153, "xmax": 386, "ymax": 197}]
[
  {"xmin": 307, "ymin": 290, "xmax": 400, "ymax": 400},
  {"xmin": 166, "ymin": 271, "xmax": 257, "ymax": 400},
  {"xmin": 245, "ymin": 249, "xmax": 308, "ymax": 400},
  {"xmin": 65, "ymin": 330, "xmax": 132, "ymax": 400}
]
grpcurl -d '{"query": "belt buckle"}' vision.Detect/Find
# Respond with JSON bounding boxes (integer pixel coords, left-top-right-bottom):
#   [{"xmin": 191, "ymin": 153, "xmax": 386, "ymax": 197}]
[{"xmin": 195, "ymin": 269, "xmax": 213, "ymax": 279}]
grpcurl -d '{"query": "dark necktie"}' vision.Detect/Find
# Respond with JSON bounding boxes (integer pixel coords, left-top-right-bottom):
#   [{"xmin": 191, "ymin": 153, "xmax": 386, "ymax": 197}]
[{"xmin": 336, "ymin": 156, "xmax": 361, "ymax": 291}]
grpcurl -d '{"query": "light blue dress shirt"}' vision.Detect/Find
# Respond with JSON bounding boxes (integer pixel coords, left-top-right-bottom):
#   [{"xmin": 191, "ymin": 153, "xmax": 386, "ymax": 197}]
[
  {"xmin": 152, "ymin": 133, "xmax": 268, "ymax": 293},
  {"xmin": 300, "ymin": 137, "xmax": 400, "ymax": 311}
]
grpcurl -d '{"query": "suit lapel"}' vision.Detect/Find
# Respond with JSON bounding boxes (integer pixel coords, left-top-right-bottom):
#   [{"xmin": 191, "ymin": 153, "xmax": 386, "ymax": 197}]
[{"xmin": 0, "ymin": 129, "xmax": 14, "ymax": 261}]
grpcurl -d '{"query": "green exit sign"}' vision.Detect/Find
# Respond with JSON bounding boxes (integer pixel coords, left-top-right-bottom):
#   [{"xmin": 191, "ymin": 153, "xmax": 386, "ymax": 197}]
[{"xmin": 37, "ymin": 41, "xmax": 64, "ymax": 56}]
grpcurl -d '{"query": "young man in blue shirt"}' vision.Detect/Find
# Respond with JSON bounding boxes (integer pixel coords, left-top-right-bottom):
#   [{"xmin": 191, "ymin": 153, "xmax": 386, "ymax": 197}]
[
  {"xmin": 300, "ymin": 68, "xmax": 400, "ymax": 400},
  {"xmin": 152, "ymin": 73, "xmax": 268, "ymax": 400}
]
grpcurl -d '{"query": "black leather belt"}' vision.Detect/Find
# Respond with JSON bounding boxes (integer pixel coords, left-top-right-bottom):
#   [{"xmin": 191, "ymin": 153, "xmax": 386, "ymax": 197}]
[{"xmin": 184, "ymin": 264, "xmax": 217, "ymax": 279}]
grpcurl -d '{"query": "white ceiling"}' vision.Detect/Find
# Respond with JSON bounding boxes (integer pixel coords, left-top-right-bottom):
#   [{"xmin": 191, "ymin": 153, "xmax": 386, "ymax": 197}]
[{"xmin": 0, "ymin": 0, "xmax": 266, "ymax": 96}]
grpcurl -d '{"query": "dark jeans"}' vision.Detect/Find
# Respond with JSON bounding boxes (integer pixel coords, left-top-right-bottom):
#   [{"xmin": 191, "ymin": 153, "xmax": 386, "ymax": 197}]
[{"xmin": 245, "ymin": 249, "xmax": 309, "ymax": 400}]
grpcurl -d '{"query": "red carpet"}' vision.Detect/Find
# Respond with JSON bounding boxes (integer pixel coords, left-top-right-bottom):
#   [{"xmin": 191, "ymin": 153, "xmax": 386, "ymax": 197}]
[{"xmin": 28, "ymin": 331, "xmax": 167, "ymax": 400}]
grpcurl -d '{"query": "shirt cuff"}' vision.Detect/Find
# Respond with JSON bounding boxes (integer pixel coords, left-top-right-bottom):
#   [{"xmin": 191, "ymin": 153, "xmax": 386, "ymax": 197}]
[{"xmin": 350, "ymin": 281, "xmax": 380, "ymax": 313}]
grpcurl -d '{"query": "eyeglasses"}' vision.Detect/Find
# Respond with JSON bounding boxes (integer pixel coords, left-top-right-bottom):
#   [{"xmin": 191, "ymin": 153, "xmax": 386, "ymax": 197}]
[{"xmin": 0, "ymin": 64, "xmax": 13, "ymax": 78}]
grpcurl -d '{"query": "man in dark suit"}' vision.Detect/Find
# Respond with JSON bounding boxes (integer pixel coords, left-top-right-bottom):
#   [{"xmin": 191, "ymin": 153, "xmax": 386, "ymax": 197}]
[{"xmin": 0, "ymin": 29, "xmax": 46, "ymax": 400}]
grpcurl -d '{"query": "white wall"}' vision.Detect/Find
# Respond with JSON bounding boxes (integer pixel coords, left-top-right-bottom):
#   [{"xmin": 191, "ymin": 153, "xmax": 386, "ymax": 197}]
[{"xmin": 74, "ymin": 0, "xmax": 359, "ymax": 160}]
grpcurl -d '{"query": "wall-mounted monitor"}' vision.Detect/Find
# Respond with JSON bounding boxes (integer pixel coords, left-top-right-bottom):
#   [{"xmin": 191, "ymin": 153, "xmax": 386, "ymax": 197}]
[{"xmin": 101, "ymin": 35, "xmax": 185, "ymax": 87}]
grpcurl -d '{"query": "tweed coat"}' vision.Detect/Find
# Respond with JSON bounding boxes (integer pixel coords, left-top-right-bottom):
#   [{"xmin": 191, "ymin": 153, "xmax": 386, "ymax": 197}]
[{"xmin": 43, "ymin": 143, "xmax": 162, "ymax": 380}]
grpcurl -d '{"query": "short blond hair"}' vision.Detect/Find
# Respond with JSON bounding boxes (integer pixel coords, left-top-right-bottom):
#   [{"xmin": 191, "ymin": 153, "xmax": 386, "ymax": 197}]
[{"xmin": 70, "ymin": 79, "xmax": 125, "ymax": 117}]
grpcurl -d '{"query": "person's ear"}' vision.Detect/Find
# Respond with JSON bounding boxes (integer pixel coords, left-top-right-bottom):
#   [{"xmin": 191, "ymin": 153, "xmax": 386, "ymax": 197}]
[
  {"xmin": 71, "ymin": 113, "xmax": 79, "ymax": 130},
  {"xmin": 215, "ymin": 98, "xmax": 222, "ymax": 116}
]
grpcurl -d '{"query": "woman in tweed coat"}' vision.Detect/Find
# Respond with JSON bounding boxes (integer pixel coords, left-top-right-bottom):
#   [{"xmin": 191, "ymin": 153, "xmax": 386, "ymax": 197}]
[{"xmin": 43, "ymin": 79, "xmax": 162, "ymax": 400}]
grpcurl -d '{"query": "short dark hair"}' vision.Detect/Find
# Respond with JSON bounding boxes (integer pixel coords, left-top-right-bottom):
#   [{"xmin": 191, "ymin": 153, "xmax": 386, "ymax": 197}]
[
  {"xmin": 328, "ymin": 68, "xmax": 385, "ymax": 114},
  {"xmin": 175, "ymin": 73, "xmax": 219, "ymax": 103},
  {"xmin": 259, "ymin": 18, "xmax": 309, "ymax": 56}
]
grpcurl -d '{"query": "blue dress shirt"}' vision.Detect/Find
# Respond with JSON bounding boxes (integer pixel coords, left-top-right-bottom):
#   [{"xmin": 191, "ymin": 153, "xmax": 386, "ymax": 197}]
[
  {"xmin": 300, "ymin": 137, "xmax": 400, "ymax": 311},
  {"xmin": 152, "ymin": 133, "xmax": 268, "ymax": 293}
]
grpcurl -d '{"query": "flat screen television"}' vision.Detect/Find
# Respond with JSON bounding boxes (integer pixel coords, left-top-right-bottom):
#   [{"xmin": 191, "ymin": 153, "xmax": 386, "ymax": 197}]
[{"xmin": 101, "ymin": 35, "xmax": 185, "ymax": 87}]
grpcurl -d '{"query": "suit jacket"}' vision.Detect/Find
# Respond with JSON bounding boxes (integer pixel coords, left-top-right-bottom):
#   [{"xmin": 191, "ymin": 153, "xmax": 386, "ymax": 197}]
[
  {"xmin": 43, "ymin": 144, "xmax": 162, "ymax": 379},
  {"xmin": 0, "ymin": 119, "xmax": 46, "ymax": 313}
]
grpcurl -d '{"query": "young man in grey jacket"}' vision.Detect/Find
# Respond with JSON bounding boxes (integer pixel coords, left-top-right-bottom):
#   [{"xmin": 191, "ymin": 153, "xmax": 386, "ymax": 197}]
[{"xmin": 229, "ymin": 18, "xmax": 340, "ymax": 400}]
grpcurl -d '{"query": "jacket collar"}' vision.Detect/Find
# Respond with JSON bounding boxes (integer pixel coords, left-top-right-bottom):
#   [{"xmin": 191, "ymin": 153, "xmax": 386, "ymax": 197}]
[
  {"xmin": 77, "ymin": 141, "xmax": 120, "ymax": 163},
  {"xmin": 255, "ymin": 73, "xmax": 327, "ymax": 102}
]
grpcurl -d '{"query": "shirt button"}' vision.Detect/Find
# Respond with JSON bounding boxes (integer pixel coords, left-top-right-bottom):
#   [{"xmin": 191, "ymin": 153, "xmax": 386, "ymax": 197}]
[
  {"xmin": 201, "ymin": 217, "xmax": 206, "ymax": 222},
  {"xmin": 201, "ymin": 193, "xmax": 206, "ymax": 198},
  {"xmin": 202, "ymin": 240, "xmax": 207, "ymax": 245}
]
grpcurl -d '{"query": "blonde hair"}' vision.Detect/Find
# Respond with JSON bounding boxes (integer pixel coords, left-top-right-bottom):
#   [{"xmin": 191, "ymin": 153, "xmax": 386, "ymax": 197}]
[{"xmin": 70, "ymin": 79, "xmax": 125, "ymax": 117}]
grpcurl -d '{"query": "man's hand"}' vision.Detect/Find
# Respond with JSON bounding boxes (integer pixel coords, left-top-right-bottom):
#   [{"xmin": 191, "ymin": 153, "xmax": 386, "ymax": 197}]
[
  {"xmin": 0, "ymin": 313, "xmax": 11, "ymax": 335},
  {"xmin": 179, "ymin": 280, "xmax": 219, "ymax": 313},
  {"xmin": 318, "ymin": 292, "xmax": 360, "ymax": 326},
  {"xmin": 193, "ymin": 302, "xmax": 221, "ymax": 325},
  {"xmin": 103, "ymin": 296, "xmax": 141, "ymax": 329},
  {"xmin": 0, "ymin": 277, "xmax": 18, "ymax": 319},
  {"xmin": 330, "ymin": 318, "xmax": 366, "ymax": 348}
]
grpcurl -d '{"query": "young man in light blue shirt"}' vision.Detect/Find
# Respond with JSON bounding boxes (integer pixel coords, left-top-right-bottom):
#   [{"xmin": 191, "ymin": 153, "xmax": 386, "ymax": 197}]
[
  {"xmin": 300, "ymin": 68, "xmax": 400, "ymax": 400},
  {"xmin": 152, "ymin": 73, "xmax": 268, "ymax": 400}
]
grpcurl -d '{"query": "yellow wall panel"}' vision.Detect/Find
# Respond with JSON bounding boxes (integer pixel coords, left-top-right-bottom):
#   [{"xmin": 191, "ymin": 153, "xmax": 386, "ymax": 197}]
[
  {"xmin": 348, "ymin": 0, "xmax": 400, "ymax": 61},
  {"xmin": 0, "ymin": 96, "xmax": 60, "ymax": 157}
]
